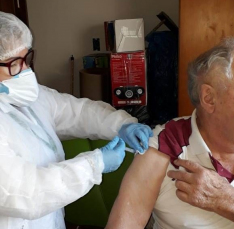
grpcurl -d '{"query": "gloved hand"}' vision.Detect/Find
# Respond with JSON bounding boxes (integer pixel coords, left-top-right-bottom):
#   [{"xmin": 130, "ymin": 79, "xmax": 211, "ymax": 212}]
[
  {"xmin": 100, "ymin": 136, "xmax": 125, "ymax": 173},
  {"xmin": 118, "ymin": 123, "xmax": 153, "ymax": 154}
]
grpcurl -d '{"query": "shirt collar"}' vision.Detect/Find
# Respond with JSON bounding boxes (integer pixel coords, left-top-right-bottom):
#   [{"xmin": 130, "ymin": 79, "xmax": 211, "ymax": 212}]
[
  {"xmin": 189, "ymin": 110, "xmax": 234, "ymax": 182},
  {"xmin": 189, "ymin": 109, "xmax": 215, "ymax": 170}
]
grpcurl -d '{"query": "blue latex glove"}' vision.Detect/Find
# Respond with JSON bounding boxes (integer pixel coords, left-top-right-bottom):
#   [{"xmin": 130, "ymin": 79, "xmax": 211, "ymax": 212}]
[
  {"xmin": 118, "ymin": 123, "xmax": 153, "ymax": 154},
  {"xmin": 100, "ymin": 136, "xmax": 125, "ymax": 173}
]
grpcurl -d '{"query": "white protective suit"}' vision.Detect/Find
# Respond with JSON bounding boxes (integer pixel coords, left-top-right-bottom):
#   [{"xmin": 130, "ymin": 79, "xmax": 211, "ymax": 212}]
[{"xmin": 0, "ymin": 85, "xmax": 137, "ymax": 229}]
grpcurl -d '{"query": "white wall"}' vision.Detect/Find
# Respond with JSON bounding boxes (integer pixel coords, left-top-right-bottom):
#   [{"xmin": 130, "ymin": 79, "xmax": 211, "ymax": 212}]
[
  {"xmin": 135, "ymin": 0, "xmax": 179, "ymax": 35},
  {"xmin": 27, "ymin": 0, "xmax": 179, "ymax": 97}
]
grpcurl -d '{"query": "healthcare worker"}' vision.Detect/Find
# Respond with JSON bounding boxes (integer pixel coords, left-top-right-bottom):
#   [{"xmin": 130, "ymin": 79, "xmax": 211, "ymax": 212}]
[{"xmin": 0, "ymin": 11, "xmax": 153, "ymax": 229}]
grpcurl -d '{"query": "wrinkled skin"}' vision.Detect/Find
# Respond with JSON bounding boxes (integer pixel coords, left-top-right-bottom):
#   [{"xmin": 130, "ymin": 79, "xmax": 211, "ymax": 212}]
[{"xmin": 167, "ymin": 159, "xmax": 234, "ymax": 221}]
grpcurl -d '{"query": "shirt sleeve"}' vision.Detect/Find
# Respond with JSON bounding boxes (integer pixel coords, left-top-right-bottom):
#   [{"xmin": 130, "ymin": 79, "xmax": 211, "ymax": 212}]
[
  {"xmin": 149, "ymin": 118, "xmax": 192, "ymax": 167},
  {"xmin": 0, "ymin": 141, "xmax": 104, "ymax": 220},
  {"xmin": 38, "ymin": 85, "xmax": 137, "ymax": 140}
]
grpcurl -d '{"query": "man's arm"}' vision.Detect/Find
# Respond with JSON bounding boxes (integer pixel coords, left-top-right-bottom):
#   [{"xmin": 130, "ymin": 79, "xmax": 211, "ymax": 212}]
[
  {"xmin": 105, "ymin": 147, "xmax": 170, "ymax": 229},
  {"xmin": 167, "ymin": 159, "xmax": 234, "ymax": 221}
]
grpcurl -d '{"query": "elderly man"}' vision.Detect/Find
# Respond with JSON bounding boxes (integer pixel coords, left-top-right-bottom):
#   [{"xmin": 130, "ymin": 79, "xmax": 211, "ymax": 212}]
[{"xmin": 105, "ymin": 38, "xmax": 234, "ymax": 228}]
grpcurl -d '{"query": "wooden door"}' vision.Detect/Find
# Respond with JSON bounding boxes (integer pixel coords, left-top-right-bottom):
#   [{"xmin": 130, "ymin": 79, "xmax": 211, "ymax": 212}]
[
  {"xmin": 0, "ymin": 0, "xmax": 28, "ymax": 26},
  {"xmin": 179, "ymin": 0, "xmax": 234, "ymax": 116}
]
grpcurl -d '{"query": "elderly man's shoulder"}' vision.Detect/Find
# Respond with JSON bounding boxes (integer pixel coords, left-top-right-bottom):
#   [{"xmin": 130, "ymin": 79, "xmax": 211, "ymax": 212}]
[
  {"xmin": 155, "ymin": 115, "xmax": 192, "ymax": 139},
  {"xmin": 150, "ymin": 115, "xmax": 192, "ymax": 159}
]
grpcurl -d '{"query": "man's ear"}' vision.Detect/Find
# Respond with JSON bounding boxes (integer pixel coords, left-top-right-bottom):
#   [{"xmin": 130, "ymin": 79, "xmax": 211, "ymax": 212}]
[{"xmin": 200, "ymin": 84, "xmax": 215, "ymax": 113}]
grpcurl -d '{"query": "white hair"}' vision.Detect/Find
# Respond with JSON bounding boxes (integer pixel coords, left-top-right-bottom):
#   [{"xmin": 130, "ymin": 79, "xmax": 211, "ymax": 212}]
[{"xmin": 188, "ymin": 37, "xmax": 234, "ymax": 106}]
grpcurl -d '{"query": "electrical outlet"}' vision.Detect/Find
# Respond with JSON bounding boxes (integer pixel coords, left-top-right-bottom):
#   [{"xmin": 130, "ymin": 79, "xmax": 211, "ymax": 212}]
[{"xmin": 93, "ymin": 38, "xmax": 100, "ymax": 51}]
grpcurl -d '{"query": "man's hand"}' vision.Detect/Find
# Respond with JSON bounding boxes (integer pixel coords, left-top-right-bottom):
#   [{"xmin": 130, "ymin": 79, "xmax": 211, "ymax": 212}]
[{"xmin": 167, "ymin": 159, "xmax": 231, "ymax": 213}]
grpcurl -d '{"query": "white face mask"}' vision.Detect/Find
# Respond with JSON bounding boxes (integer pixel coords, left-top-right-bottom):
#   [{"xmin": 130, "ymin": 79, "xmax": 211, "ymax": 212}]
[{"xmin": 0, "ymin": 68, "xmax": 39, "ymax": 107}]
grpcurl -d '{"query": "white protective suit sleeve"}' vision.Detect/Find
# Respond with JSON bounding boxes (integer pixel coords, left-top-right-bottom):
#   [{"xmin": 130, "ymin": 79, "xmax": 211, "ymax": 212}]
[
  {"xmin": 0, "ymin": 141, "xmax": 104, "ymax": 220},
  {"xmin": 38, "ymin": 86, "xmax": 137, "ymax": 140},
  {"xmin": 0, "ymin": 86, "xmax": 137, "ymax": 220}
]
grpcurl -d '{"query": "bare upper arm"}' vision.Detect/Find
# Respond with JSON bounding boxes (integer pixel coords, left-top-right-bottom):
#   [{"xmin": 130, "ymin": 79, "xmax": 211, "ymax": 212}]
[{"xmin": 105, "ymin": 147, "xmax": 170, "ymax": 229}]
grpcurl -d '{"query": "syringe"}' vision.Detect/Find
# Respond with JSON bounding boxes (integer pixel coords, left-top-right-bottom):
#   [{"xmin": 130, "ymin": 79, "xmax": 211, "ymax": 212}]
[
  {"xmin": 125, "ymin": 147, "xmax": 145, "ymax": 155},
  {"xmin": 125, "ymin": 147, "xmax": 135, "ymax": 153}
]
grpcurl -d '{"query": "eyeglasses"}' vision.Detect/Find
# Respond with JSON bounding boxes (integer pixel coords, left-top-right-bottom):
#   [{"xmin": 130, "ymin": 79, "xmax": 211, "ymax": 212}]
[{"xmin": 0, "ymin": 49, "xmax": 34, "ymax": 76}]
